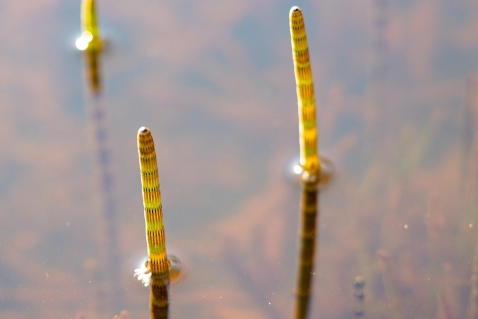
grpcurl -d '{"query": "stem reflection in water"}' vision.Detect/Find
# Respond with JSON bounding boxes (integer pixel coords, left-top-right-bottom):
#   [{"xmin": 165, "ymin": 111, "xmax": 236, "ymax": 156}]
[
  {"xmin": 80, "ymin": 0, "xmax": 123, "ymax": 313},
  {"xmin": 150, "ymin": 277, "xmax": 169, "ymax": 319},
  {"xmin": 354, "ymin": 276, "xmax": 365, "ymax": 318},
  {"xmin": 294, "ymin": 187, "xmax": 319, "ymax": 319}
]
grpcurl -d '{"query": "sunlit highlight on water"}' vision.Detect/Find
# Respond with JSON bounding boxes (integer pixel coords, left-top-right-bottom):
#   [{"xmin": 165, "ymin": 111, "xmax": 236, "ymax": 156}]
[
  {"xmin": 76, "ymin": 31, "xmax": 93, "ymax": 51},
  {"xmin": 133, "ymin": 256, "xmax": 151, "ymax": 286},
  {"xmin": 134, "ymin": 259, "xmax": 152, "ymax": 287},
  {"xmin": 293, "ymin": 164, "xmax": 304, "ymax": 175}
]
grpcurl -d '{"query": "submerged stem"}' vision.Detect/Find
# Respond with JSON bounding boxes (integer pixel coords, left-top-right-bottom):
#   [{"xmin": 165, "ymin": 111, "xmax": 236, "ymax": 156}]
[{"xmin": 294, "ymin": 188, "xmax": 318, "ymax": 319}]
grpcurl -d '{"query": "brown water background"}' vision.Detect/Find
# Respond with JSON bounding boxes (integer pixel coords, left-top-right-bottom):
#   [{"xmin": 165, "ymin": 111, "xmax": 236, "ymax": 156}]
[{"xmin": 0, "ymin": 0, "xmax": 478, "ymax": 318}]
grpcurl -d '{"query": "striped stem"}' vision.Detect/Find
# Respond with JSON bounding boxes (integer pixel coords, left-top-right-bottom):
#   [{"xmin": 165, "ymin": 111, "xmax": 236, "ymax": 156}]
[
  {"xmin": 290, "ymin": 7, "xmax": 322, "ymax": 319},
  {"xmin": 137, "ymin": 127, "xmax": 170, "ymax": 280},
  {"xmin": 290, "ymin": 6, "xmax": 320, "ymax": 178},
  {"xmin": 294, "ymin": 188, "xmax": 318, "ymax": 319},
  {"xmin": 150, "ymin": 277, "xmax": 169, "ymax": 319}
]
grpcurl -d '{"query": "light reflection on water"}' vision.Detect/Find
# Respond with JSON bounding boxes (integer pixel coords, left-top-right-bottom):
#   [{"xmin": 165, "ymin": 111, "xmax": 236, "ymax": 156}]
[
  {"xmin": 0, "ymin": 0, "xmax": 478, "ymax": 318},
  {"xmin": 76, "ymin": 31, "xmax": 94, "ymax": 51}
]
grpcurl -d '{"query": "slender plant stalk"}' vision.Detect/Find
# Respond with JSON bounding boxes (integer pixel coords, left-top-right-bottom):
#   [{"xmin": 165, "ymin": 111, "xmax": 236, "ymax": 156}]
[
  {"xmin": 137, "ymin": 127, "xmax": 170, "ymax": 318},
  {"xmin": 82, "ymin": 0, "xmax": 100, "ymax": 42},
  {"xmin": 290, "ymin": 7, "xmax": 322, "ymax": 319},
  {"xmin": 294, "ymin": 187, "xmax": 318, "ymax": 319},
  {"xmin": 150, "ymin": 277, "xmax": 169, "ymax": 319},
  {"xmin": 81, "ymin": 0, "xmax": 102, "ymax": 94},
  {"xmin": 137, "ymin": 127, "xmax": 170, "ymax": 280},
  {"xmin": 290, "ymin": 6, "xmax": 320, "ymax": 178}
]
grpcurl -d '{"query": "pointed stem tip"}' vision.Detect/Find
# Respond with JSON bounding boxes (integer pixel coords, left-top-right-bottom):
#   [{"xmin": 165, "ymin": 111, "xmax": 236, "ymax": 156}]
[
  {"xmin": 138, "ymin": 126, "xmax": 150, "ymax": 135},
  {"xmin": 290, "ymin": 6, "xmax": 302, "ymax": 17}
]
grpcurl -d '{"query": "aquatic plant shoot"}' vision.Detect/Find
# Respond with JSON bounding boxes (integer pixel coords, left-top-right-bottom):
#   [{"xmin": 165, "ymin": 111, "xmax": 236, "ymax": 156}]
[
  {"xmin": 135, "ymin": 127, "xmax": 170, "ymax": 286},
  {"xmin": 290, "ymin": 6, "xmax": 320, "ymax": 181},
  {"xmin": 79, "ymin": 0, "xmax": 102, "ymax": 94},
  {"xmin": 289, "ymin": 6, "xmax": 325, "ymax": 319}
]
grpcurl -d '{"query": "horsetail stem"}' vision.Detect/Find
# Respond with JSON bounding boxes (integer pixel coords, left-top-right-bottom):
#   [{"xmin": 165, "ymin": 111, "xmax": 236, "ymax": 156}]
[
  {"xmin": 81, "ymin": 0, "xmax": 102, "ymax": 93},
  {"xmin": 138, "ymin": 127, "xmax": 170, "ymax": 280},
  {"xmin": 290, "ymin": 6, "xmax": 320, "ymax": 178}
]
